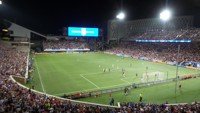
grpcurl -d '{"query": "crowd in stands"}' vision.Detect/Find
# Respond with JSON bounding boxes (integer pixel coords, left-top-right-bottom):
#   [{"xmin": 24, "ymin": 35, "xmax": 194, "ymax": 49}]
[
  {"xmin": 129, "ymin": 28, "xmax": 200, "ymax": 40},
  {"xmin": 1, "ymin": 74, "xmax": 200, "ymax": 112},
  {"xmin": 106, "ymin": 42, "xmax": 200, "ymax": 63},
  {"xmin": 0, "ymin": 45, "xmax": 27, "ymax": 76},
  {"xmin": 120, "ymin": 102, "xmax": 200, "ymax": 112},
  {"xmin": 43, "ymin": 40, "xmax": 89, "ymax": 49},
  {"xmin": 0, "ymin": 75, "xmax": 119, "ymax": 112},
  {"xmin": 1, "ymin": 40, "xmax": 200, "ymax": 112}
]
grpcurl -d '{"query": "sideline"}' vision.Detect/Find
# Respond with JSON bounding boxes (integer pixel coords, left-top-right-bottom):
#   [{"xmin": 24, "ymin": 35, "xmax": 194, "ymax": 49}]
[{"xmin": 35, "ymin": 58, "xmax": 46, "ymax": 93}]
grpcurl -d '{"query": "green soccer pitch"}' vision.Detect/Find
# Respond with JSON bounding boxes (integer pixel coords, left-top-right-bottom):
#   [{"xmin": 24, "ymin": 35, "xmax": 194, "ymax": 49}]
[{"xmin": 27, "ymin": 52, "xmax": 200, "ymax": 104}]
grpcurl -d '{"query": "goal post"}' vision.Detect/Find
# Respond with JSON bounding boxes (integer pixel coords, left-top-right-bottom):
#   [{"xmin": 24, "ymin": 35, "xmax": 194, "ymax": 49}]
[{"xmin": 141, "ymin": 71, "xmax": 165, "ymax": 83}]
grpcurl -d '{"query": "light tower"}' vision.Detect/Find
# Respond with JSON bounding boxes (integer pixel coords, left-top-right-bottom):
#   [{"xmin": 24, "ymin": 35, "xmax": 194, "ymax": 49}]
[
  {"xmin": 116, "ymin": 12, "xmax": 125, "ymax": 20},
  {"xmin": 159, "ymin": 0, "xmax": 179, "ymax": 103},
  {"xmin": 160, "ymin": 0, "xmax": 171, "ymax": 22},
  {"xmin": 116, "ymin": 0, "xmax": 125, "ymax": 20},
  {"xmin": 160, "ymin": 9, "xmax": 171, "ymax": 21},
  {"xmin": 159, "ymin": 8, "xmax": 172, "ymax": 31},
  {"xmin": 115, "ymin": 0, "xmax": 126, "ymax": 44}
]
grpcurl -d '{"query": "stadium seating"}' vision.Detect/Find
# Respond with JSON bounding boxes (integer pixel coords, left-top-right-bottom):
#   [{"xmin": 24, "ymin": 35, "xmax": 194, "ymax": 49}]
[
  {"xmin": 43, "ymin": 40, "xmax": 89, "ymax": 50},
  {"xmin": 128, "ymin": 28, "xmax": 200, "ymax": 40},
  {"xmin": 1, "ymin": 38, "xmax": 200, "ymax": 112},
  {"xmin": 106, "ymin": 42, "xmax": 200, "ymax": 63},
  {"xmin": 0, "ymin": 44, "xmax": 27, "ymax": 76}
]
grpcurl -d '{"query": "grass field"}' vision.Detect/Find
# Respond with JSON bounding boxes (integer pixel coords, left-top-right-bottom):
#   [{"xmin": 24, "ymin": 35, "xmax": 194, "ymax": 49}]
[
  {"xmin": 78, "ymin": 77, "xmax": 200, "ymax": 105},
  {"xmin": 27, "ymin": 52, "xmax": 200, "ymax": 104}
]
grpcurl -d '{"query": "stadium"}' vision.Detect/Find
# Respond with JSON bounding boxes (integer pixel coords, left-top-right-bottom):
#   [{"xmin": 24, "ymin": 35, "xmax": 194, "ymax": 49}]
[{"xmin": 1, "ymin": 0, "xmax": 200, "ymax": 112}]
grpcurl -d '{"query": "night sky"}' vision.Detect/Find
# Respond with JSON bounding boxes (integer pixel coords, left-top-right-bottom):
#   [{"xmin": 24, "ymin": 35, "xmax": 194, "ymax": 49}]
[{"xmin": 0, "ymin": 0, "xmax": 200, "ymax": 35}]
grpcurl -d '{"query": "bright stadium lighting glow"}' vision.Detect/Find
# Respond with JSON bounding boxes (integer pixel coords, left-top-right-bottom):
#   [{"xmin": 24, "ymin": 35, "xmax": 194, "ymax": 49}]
[
  {"xmin": 160, "ymin": 9, "xmax": 171, "ymax": 21},
  {"xmin": 116, "ymin": 12, "xmax": 125, "ymax": 20},
  {"xmin": 0, "ymin": 0, "xmax": 2, "ymax": 5}
]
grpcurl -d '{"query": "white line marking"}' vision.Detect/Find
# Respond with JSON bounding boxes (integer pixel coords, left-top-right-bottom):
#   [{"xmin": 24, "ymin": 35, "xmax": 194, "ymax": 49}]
[
  {"xmin": 81, "ymin": 69, "xmax": 119, "ymax": 76},
  {"xmin": 77, "ymin": 69, "xmax": 119, "ymax": 75},
  {"xmin": 35, "ymin": 58, "xmax": 46, "ymax": 93},
  {"xmin": 80, "ymin": 74, "xmax": 100, "ymax": 88},
  {"xmin": 120, "ymin": 78, "xmax": 131, "ymax": 84},
  {"xmin": 53, "ymin": 83, "xmax": 128, "ymax": 96},
  {"xmin": 82, "ymin": 72, "xmax": 104, "ymax": 76}
]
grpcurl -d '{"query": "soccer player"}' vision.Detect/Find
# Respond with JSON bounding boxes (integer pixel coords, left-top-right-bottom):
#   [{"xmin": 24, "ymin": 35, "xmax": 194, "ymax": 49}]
[
  {"xmin": 103, "ymin": 68, "xmax": 105, "ymax": 73},
  {"xmin": 139, "ymin": 93, "xmax": 143, "ymax": 102},
  {"xmin": 124, "ymin": 87, "xmax": 128, "ymax": 96},
  {"xmin": 109, "ymin": 92, "xmax": 112, "ymax": 97},
  {"xmin": 155, "ymin": 73, "xmax": 157, "ymax": 81},
  {"xmin": 112, "ymin": 64, "xmax": 114, "ymax": 68},
  {"xmin": 179, "ymin": 83, "xmax": 182, "ymax": 94},
  {"xmin": 122, "ymin": 70, "xmax": 125, "ymax": 77},
  {"xmin": 179, "ymin": 84, "xmax": 182, "ymax": 89},
  {"xmin": 146, "ymin": 66, "xmax": 148, "ymax": 71},
  {"xmin": 109, "ymin": 98, "xmax": 114, "ymax": 106}
]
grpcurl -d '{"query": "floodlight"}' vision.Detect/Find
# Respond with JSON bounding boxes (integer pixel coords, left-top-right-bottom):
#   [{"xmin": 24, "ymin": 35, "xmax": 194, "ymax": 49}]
[
  {"xmin": 116, "ymin": 12, "xmax": 125, "ymax": 20},
  {"xmin": 2, "ymin": 29, "xmax": 8, "ymax": 32},
  {"xmin": 0, "ymin": 0, "xmax": 2, "ymax": 5},
  {"xmin": 160, "ymin": 9, "xmax": 171, "ymax": 21}
]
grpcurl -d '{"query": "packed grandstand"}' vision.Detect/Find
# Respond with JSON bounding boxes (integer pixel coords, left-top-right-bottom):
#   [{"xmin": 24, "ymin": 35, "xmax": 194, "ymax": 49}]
[{"xmin": 1, "ymin": 16, "xmax": 200, "ymax": 112}]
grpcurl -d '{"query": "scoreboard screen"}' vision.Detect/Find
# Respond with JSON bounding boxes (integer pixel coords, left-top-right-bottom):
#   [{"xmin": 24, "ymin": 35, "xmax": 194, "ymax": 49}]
[{"xmin": 68, "ymin": 27, "xmax": 98, "ymax": 37}]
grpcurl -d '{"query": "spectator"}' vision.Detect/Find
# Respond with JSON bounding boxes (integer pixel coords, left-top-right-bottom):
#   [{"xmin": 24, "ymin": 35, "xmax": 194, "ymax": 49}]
[{"xmin": 109, "ymin": 98, "xmax": 114, "ymax": 106}]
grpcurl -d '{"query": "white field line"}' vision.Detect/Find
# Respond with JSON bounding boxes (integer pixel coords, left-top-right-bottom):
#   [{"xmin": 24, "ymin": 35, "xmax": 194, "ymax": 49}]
[
  {"xmin": 120, "ymin": 78, "xmax": 131, "ymax": 84},
  {"xmin": 82, "ymin": 72, "xmax": 104, "ymax": 76},
  {"xmin": 35, "ymin": 58, "xmax": 46, "ymax": 93},
  {"xmin": 80, "ymin": 74, "xmax": 100, "ymax": 89},
  {"xmin": 53, "ymin": 83, "xmax": 128, "ymax": 96},
  {"xmin": 81, "ymin": 68, "xmax": 120, "ymax": 76},
  {"xmin": 53, "ymin": 70, "xmax": 130, "ymax": 95}
]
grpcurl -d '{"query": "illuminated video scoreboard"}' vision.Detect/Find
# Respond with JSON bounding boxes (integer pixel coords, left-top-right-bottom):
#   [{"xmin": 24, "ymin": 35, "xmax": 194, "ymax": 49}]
[{"xmin": 68, "ymin": 27, "xmax": 99, "ymax": 37}]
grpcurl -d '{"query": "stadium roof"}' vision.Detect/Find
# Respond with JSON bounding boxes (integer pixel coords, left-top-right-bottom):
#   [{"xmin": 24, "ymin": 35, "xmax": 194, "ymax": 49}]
[{"xmin": 0, "ymin": 0, "xmax": 200, "ymax": 35}]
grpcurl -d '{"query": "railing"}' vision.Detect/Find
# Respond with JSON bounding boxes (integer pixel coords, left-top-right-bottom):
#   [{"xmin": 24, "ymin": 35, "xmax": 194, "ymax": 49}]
[
  {"xmin": 67, "ymin": 73, "xmax": 200, "ymax": 99},
  {"xmin": 10, "ymin": 76, "xmax": 120, "ymax": 108},
  {"xmin": 25, "ymin": 51, "xmax": 29, "ymax": 79},
  {"xmin": 71, "ymin": 78, "xmax": 177, "ymax": 99},
  {"xmin": 10, "ymin": 72, "xmax": 200, "ymax": 109}
]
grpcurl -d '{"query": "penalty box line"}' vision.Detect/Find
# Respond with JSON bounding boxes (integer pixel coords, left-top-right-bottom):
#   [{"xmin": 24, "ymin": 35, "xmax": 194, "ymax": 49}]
[
  {"xmin": 80, "ymin": 74, "xmax": 100, "ymax": 89},
  {"xmin": 53, "ymin": 71, "xmax": 131, "ymax": 95},
  {"xmin": 79, "ymin": 69, "xmax": 122, "ymax": 88},
  {"xmin": 81, "ymin": 68, "xmax": 120, "ymax": 76}
]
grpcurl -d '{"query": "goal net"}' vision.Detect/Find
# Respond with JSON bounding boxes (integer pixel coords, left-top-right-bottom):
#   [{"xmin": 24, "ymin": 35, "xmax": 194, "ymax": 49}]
[{"xmin": 141, "ymin": 71, "xmax": 165, "ymax": 83}]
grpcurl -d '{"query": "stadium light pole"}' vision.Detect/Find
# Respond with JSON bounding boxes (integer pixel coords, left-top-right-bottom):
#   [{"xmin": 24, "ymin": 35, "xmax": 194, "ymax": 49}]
[
  {"xmin": 160, "ymin": 9, "xmax": 171, "ymax": 21},
  {"xmin": 116, "ymin": 0, "xmax": 125, "ymax": 20},
  {"xmin": 175, "ymin": 45, "xmax": 180, "ymax": 103},
  {"xmin": 160, "ymin": 0, "xmax": 180, "ymax": 102},
  {"xmin": 116, "ymin": 12, "xmax": 125, "ymax": 20},
  {"xmin": 160, "ymin": 1, "xmax": 179, "ymax": 102},
  {"xmin": 116, "ymin": 0, "xmax": 125, "ymax": 44},
  {"xmin": 160, "ymin": 9, "xmax": 171, "ymax": 31}
]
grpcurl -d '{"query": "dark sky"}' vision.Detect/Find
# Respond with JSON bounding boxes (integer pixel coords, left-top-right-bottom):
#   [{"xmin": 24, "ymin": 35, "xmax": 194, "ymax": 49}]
[{"xmin": 0, "ymin": 0, "xmax": 200, "ymax": 35}]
